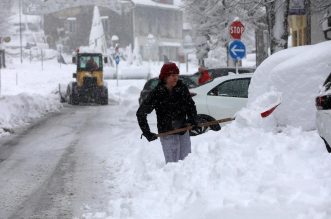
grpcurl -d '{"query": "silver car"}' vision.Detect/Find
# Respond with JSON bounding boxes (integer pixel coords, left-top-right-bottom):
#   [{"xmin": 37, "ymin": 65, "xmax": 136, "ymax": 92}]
[{"xmin": 316, "ymin": 72, "xmax": 331, "ymax": 153}]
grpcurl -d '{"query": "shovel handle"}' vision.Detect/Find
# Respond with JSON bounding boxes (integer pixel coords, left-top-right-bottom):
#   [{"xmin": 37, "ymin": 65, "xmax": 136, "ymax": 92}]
[{"xmin": 156, "ymin": 117, "xmax": 234, "ymax": 137}]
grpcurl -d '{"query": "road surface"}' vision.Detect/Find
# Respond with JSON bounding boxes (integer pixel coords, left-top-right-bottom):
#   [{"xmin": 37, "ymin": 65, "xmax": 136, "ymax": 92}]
[{"xmin": 0, "ymin": 101, "xmax": 137, "ymax": 218}]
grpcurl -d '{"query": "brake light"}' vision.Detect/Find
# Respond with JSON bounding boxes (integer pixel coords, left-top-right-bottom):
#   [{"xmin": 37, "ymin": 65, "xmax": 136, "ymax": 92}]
[
  {"xmin": 190, "ymin": 92, "xmax": 197, "ymax": 97},
  {"xmin": 316, "ymin": 95, "xmax": 331, "ymax": 110}
]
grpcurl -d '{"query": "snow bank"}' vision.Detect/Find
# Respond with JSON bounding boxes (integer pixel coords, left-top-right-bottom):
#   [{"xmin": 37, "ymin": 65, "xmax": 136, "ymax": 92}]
[
  {"xmin": 104, "ymin": 65, "xmax": 150, "ymax": 80},
  {"xmin": 0, "ymin": 59, "xmax": 73, "ymax": 136},
  {"xmin": 0, "ymin": 93, "xmax": 61, "ymax": 137},
  {"xmin": 100, "ymin": 121, "xmax": 331, "ymax": 219}
]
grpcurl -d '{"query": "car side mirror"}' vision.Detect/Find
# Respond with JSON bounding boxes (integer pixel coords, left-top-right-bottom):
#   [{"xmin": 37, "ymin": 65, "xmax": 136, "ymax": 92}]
[
  {"xmin": 72, "ymin": 57, "xmax": 76, "ymax": 64},
  {"xmin": 73, "ymin": 73, "xmax": 77, "ymax": 78}
]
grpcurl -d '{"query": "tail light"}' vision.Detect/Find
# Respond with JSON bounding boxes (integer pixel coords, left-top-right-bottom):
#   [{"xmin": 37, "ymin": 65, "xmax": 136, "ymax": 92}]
[
  {"xmin": 190, "ymin": 92, "xmax": 197, "ymax": 97},
  {"xmin": 316, "ymin": 94, "xmax": 331, "ymax": 110}
]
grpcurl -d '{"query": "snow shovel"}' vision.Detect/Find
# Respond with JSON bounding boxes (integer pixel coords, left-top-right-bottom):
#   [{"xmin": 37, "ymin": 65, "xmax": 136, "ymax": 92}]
[{"xmin": 156, "ymin": 99, "xmax": 281, "ymax": 137}]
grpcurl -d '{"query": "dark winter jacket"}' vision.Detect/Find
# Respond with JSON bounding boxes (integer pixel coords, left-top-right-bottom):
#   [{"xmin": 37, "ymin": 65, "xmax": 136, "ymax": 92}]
[{"xmin": 136, "ymin": 80, "xmax": 197, "ymax": 135}]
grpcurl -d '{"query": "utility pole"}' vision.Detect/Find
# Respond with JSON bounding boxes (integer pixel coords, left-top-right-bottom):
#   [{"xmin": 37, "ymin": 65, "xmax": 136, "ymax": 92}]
[{"xmin": 19, "ymin": 0, "xmax": 23, "ymax": 63}]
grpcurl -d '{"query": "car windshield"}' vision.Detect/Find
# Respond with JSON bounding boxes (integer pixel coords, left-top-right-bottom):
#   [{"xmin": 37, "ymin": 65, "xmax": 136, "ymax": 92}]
[{"xmin": 78, "ymin": 55, "xmax": 102, "ymax": 71}]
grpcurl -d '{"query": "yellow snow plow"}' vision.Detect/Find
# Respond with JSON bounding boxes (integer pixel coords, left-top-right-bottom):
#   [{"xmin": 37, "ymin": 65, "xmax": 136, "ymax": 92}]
[{"xmin": 60, "ymin": 50, "xmax": 108, "ymax": 105}]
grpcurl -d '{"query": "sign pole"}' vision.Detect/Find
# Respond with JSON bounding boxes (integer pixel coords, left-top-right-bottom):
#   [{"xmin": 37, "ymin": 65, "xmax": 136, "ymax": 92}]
[
  {"xmin": 235, "ymin": 60, "xmax": 238, "ymax": 74},
  {"xmin": 186, "ymin": 53, "xmax": 188, "ymax": 73},
  {"xmin": 115, "ymin": 54, "xmax": 120, "ymax": 87},
  {"xmin": 116, "ymin": 63, "xmax": 118, "ymax": 87},
  {"xmin": 0, "ymin": 65, "xmax": 1, "ymax": 96}
]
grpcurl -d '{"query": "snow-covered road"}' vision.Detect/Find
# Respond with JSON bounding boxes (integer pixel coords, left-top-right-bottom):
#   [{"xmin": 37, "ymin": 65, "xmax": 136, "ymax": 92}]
[{"xmin": 0, "ymin": 101, "xmax": 139, "ymax": 218}]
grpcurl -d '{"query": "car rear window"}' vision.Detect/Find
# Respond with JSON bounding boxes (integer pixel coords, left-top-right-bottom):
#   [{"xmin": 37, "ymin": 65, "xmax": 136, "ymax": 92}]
[
  {"xmin": 144, "ymin": 79, "xmax": 159, "ymax": 90},
  {"xmin": 180, "ymin": 76, "xmax": 198, "ymax": 88}
]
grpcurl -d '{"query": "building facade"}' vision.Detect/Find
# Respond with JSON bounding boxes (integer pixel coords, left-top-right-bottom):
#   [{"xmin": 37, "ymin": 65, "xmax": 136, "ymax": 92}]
[{"xmin": 22, "ymin": 0, "xmax": 183, "ymax": 61}]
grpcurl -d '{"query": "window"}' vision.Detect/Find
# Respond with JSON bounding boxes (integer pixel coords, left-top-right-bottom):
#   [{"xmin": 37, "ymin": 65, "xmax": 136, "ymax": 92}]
[
  {"xmin": 67, "ymin": 17, "xmax": 76, "ymax": 33},
  {"xmin": 145, "ymin": 78, "xmax": 159, "ymax": 90},
  {"xmin": 210, "ymin": 78, "xmax": 251, "ymax": 98},
  {"xmin": 79, "ymin": 56, "xmax": 101, "ymax": 70},
  {"xmin": 101, "ymin": 16, "xmax": 109, "ymax": 33}
]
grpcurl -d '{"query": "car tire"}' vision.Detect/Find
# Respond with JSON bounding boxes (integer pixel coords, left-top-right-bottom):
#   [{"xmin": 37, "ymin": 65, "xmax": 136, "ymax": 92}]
[
  {"xmin": 199, "ymin": 114, "xmax": 221, "ymax": 131},
  {"xmin": 190, "ymin": 115, "xmax": 209, "ymax": 136}
]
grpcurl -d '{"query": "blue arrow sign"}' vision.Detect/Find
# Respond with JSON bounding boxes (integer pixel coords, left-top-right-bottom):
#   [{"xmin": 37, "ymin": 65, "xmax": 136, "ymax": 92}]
[
  {"xmin": 115, "ymin": 55, "xmax": 120, "ymax": 65},
  {"xmin": 228, "ymin": 40, "xmax": 246, "ymax": 60}
]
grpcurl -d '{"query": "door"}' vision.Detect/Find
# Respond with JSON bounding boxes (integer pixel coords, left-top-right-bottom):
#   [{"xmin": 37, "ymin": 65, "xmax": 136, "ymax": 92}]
[{"xmin": 206, "ymin": 78, "xmax": 251, "ymax": 119}]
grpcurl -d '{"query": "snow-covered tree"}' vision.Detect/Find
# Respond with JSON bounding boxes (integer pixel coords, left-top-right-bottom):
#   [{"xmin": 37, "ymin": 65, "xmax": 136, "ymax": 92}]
[
  {"xmin": 182, "ymin": 0, "xmax": 265, "ymax": 65},
  {"xmin": 311, "ymin": 0, "xmax": 331, "ymax": 12},
  {"xmin": 183, "ymin": 0, "xmax": 292, "ymax": 62},
  {"xmin": 265, "ymin": 0, "xmax": 289, "ymax": 54},
  {"xmin": 183, "ymin": 0, "xmax": 229, "ymax": 66}
]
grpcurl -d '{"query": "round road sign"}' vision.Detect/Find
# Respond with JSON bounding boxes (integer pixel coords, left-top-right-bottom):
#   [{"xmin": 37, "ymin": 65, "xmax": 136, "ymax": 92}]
[{"xmin": 228, "ymin": 40, "xmax": 246, "ymax": 60}]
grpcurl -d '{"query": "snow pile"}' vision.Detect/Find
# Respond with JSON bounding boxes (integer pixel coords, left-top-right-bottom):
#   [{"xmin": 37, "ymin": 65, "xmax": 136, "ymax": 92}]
[
  {"xmin": 1, "ymin": 41, "xmax": 330, "ymax": 219},
  {"xmin": 0, "ymin": 93, "xmax": 61, "ymax": 137},
  {"xmin": 0, "ymin": 59, "xmax": 73, "ymax": 136},
  {"xmin": 102, "ymin": 125, "xmax": 331, "ymax": 219},
  {"xmin": 248, "ymin": 41, "xmax": 331, "ymax": 130},
  {"xmin": 80, "ymin": 42, "xmax": 331, "ymax": 219},
  {"xmin": 104, "ymin": 65, "xmax": 150, "ymax": 80}
]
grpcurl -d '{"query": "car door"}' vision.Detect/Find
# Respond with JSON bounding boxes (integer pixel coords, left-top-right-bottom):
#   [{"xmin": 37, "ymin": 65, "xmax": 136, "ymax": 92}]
[{"xmin": 205, "ymin": 78, "xmax": 251, "ymax": 119}]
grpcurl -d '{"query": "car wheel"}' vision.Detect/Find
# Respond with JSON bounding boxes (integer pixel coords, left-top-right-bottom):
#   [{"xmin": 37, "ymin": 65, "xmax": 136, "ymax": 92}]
[
  {"xmin": 199, "ymin": 114, "xmax": 221, "ymax": 131},
  {"xmin": 189, "ymin": 115, "xmax": 209, "ymax": 136}
]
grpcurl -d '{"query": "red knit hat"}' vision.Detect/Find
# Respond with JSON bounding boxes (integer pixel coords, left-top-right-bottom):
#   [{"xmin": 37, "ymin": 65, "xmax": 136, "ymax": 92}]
[{"xmin": 159, "ymin": 62, "xmax": 179, "ymax": 81}]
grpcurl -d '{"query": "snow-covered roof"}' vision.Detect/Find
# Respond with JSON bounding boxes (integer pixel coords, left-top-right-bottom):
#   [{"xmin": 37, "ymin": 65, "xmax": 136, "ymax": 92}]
[{"xmin": 131, "ymin": 0, "xmax": 181, "ymax": 10}]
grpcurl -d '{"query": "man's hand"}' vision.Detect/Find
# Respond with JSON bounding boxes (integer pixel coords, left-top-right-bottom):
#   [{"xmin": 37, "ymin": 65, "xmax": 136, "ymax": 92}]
[{"xmin": 143, "ymin": 132, "xmax": 158, "ymax": 142}]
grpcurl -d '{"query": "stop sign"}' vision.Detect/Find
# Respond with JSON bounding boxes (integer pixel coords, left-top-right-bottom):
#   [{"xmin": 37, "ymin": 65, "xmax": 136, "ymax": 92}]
[{"xmin": 229, "ymin": 21, "xmax": 245, "ymax": 40}]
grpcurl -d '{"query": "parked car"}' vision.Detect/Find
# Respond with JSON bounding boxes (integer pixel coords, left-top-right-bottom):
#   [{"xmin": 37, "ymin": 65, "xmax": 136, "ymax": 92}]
[
  {"xmin": 189, "ymin": 67, "xmax": 255, "ymax": 84},
  {"xmin": 138, "ymin": 75, "xmax": 198, "ymax": 105},
  {"xmin": 190, "ymin": 73, "xmax": 253, "ymax": 125},
  {"xmin": 315, "ymin": 72, "xmax": 331, "ymax": 153}
]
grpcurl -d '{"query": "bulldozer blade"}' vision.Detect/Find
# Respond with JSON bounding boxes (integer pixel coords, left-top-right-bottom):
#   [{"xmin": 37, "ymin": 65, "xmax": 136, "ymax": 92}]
[{"xmin": 58, "ymin": 83, "xmax": 67, "ymax": 103}]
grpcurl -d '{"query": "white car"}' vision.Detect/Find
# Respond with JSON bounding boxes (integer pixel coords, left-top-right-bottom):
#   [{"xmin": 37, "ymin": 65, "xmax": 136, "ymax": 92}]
[
  {"xmin": 190, "ymin": 73, "xmax": 253, "ymax": 122},
  {"xmin": 315, "ymin": 72, "xmax": 331, "ymax": 153}
]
